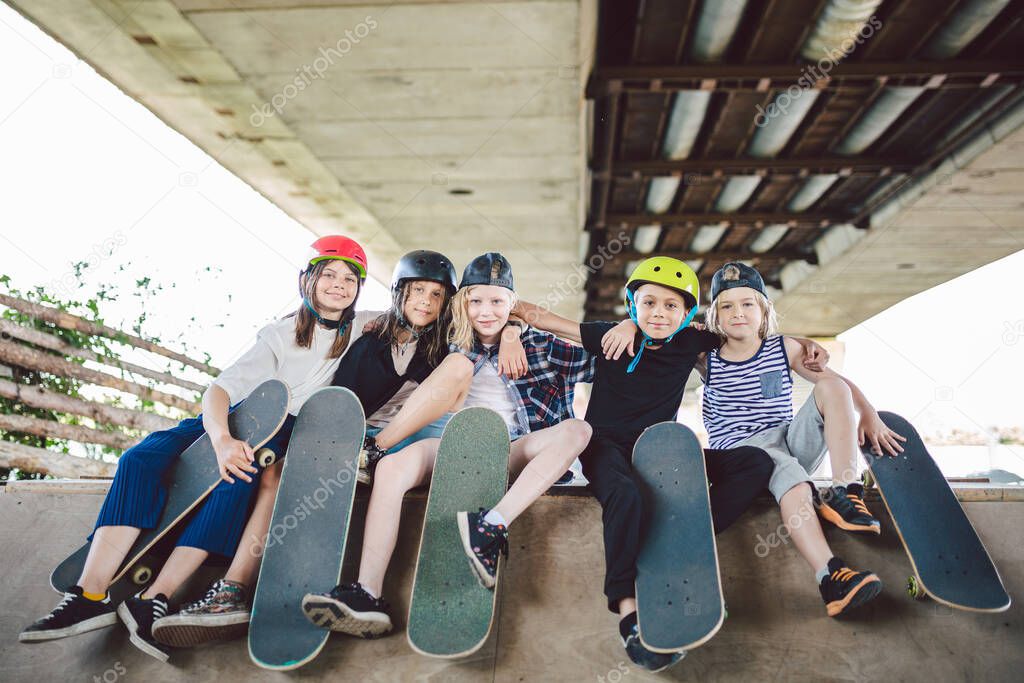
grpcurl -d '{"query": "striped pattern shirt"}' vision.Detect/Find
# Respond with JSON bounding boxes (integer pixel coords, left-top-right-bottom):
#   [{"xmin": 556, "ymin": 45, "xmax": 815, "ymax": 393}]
[{"xmin": 702, "ymin": 335, "xmax": 794, "ymax": 449}]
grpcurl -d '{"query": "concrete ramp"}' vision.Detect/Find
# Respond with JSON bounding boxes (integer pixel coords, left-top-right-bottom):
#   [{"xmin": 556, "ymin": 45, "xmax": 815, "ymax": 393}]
[{"xmin": 1, "ymin": 483, "xmax": 1021, "ymax": 681}]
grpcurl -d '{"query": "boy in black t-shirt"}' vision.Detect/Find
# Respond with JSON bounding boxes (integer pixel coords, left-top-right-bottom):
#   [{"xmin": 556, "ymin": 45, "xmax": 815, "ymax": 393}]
[{"xmin": 516, "ymin": 257, "xmax": 827, "ymax": 672}]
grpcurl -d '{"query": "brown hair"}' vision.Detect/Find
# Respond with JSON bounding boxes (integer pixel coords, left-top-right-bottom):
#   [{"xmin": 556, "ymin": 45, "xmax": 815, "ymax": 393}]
[
  {"xmin": 371, "ymin": 280, "xmax": 453, "ymax": 367},
  {"xmin": 292, "ymin": 260, "xmax": 361, "ymax": 358}
]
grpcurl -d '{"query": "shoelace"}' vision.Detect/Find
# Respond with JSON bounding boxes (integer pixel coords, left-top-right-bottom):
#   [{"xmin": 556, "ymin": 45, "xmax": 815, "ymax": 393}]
[
  {"xmin": 333, "ymin": 583, "xmax": 390, "ymax": 611},
  {"xmin": 43, "ymin": 592, "xmax": 76, "ymax": 620},
  {"xmin": 830, "ymin": 568, "xmax": 857, "ymax": 583},
  {"xmin": 181, "ymin": 583, "xmax": 225, "ymax": 612},
  {"xmin": 848, "ymin": 494, "xmax": 870, "ymax": 515},
  {"xmin": 475, "ymin": 509, "xmax": 510, "ymax": 561}
]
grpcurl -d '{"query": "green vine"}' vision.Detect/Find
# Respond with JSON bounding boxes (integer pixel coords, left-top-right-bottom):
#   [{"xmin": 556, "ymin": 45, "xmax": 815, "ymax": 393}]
[{"xmin": 0, "ymin": 263, "xmax": 216, "ymax": 480}]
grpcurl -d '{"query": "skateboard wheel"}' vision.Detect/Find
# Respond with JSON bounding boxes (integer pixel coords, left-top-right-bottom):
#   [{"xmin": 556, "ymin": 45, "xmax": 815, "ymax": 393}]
[
  {"xmin": 906, "ymin": 575, "xmax": 927, "ymax": 600},
  {"xmin": 132, "ymin": 565, "xmax": 153, "ymax": 586},
  {"xmin": 862, "ymin": 470, "xmax": 875, "ymax": 489},
  {"xmin": 257, "ymin": 448, "xmax": 277, "ymax": 467}
]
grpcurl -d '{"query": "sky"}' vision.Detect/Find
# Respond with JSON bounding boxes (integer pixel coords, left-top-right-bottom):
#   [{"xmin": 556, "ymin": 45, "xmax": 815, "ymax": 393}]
[{"xmin": 1, "ymin": 3, "xmax": 1022, "ymax": 445}]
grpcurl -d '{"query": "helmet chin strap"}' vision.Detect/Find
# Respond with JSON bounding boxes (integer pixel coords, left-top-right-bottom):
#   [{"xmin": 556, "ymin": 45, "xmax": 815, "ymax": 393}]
[
  {"xmin": 298, "ymin": 269, "xmax": 350, "ymax": 333},
  {"xmin": 624, "ymin": 289, "xmax": 698, "ymax": 374}
]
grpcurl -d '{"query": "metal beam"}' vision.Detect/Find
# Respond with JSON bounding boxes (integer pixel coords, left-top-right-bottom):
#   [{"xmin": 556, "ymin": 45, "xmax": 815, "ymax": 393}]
[
  {"xmin": 601, "ymin": 247, "xmax": 815, "ymax": 262},
  {"xmin": 587, "ymin": 60, "xmax": 1024, "ymax": 96},
  {"xmin": 599, "ymin": 157, "xmax": 913, "ymax": 178},
  {"xmin": 600, "ymin": 212, "xmax": 843, "ymax": 228}
]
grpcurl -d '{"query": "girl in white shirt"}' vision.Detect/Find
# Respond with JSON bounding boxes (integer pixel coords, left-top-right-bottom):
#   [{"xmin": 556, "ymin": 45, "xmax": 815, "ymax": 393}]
[{"xmin": 20, "ymin": 236, "xmax": 372, "ymax": 663}]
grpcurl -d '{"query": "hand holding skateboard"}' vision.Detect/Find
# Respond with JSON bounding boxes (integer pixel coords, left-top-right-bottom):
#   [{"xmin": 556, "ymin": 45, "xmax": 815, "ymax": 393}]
[
  {"xmin": 858, "ymin": 410, "xmax": 906, "ymax": 456},
  {"xmin": 213, "ymin": 433, "xmax": 258, "ymax": 483}
]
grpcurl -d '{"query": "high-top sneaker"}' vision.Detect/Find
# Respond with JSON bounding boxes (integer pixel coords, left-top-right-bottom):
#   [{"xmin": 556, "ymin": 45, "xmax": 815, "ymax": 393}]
[
  {"xmin": 358, "ymin": 435, "xmax": 388, "ymax": 486},
  {"xmin": 457, "ymin": 508, "xmax": 509, "ymax": 589},
  {"xmin": 152, "ymin": 579, "xmax": 250, "ymax": 647}
]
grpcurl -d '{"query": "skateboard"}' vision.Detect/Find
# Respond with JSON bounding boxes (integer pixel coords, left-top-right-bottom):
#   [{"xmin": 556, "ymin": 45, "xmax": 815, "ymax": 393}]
[
  {"xmin": 862, "ymin": 411, "xmax": 1010, "ymax": 612},
  {"xmin": 50, "ymin": 379, "xmax": 289, "ymax": 601},
  {"xmin": 407, "ymin": 407, "xmax": 510, "ymax": 659},
  {"xmin": 634, "ymin": 422, "xmax": 724, "ymax": 652},
  {"xmin": 248, "ymin": 386, "xmax": 364, "ymax": 671}
]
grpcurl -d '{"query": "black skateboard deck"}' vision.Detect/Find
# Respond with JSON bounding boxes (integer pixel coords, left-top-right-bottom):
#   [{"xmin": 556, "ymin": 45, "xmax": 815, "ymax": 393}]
[
  {"xmin": 50, "ymin": 380, "xmax": 289, "ymax": 601},
  {"xmin": 248, "ymin": 386, "xmax": 364, "ymax": 671},
  {"xmin": 863, "ymin": 412, "xmax": 1010, "ymax": 612},
  {"xmin": 407, "ymin": 407, "xmax": 510, "ymax": 658},
  {"xmin": 634, "ymin": 422, "xmax": 724, "ymax": 652}
]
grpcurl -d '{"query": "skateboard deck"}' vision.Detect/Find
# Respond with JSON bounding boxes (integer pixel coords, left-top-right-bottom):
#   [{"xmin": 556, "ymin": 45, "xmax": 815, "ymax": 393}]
[
  {"xmin": 634, "ymin": 422, "xmax": 724, "ymax": 652},
  {"xmin": 407, "ymin": 407, "xmax": 510, "ymax": 659},
  {"xmin": 248, "ymin": 386, "xmax": 364, "ymax": 671},
  {"xmin": 50, "ymin": 379, "xmax": 289, "ymax": 599},
  {"xmin": 863, "ymin": 412, "xmax": 1010, "ymax": 612}
]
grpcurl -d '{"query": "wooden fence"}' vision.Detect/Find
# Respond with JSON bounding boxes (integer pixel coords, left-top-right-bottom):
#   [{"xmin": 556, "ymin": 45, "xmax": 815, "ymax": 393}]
[{"xmin": 0, "ymin": 293, "xmax": 219, "ymax": 478}]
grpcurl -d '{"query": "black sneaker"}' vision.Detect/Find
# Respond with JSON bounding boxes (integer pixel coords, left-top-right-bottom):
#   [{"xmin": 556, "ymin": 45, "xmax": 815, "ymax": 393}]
[
  {"xmin": 819, "ymin": 557, "xmax": 882, "ymax": 617},
  {"xmin": 117, "ymin": 591, "xmax": 171, "ymax": 662},
  {"xmin": 622, "ymin": 621, "xmax": 686, "ymax": 673},
  {"xmin": 457, "ymin": 508, "xmax": 508, "ymax": 589},
  {"xmin": 301, "ymin": 583, "xmax": 392, "ymax": 638},
  {"xmin": 357, "ymin": 435, "xmax": 388, "ymax": 486},
  {"xmin": 816, "ymin": 483, "xmax": 881, "ymax": 534},
  {"xmin": 19, "ymin": 586, "xmax": 117, "ymax": 642},
  {"xmin": 553, "ymin": 470, "xmax": 575, "ymax": 486}
]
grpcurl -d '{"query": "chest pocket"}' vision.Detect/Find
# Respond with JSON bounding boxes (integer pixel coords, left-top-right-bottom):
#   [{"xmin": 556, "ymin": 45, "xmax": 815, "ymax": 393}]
[
  {"xmin": 759, "ymin": 369, "xmax": 786, "ymax": 399},
  {"xmin": 527, "ymin": 384, "xmax": 559, "ymax": 413}
]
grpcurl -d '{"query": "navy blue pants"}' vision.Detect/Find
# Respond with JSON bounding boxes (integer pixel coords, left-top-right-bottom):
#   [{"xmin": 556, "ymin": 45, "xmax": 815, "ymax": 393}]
[
  {"xmin": 581, "ymin": 434, "xmax": 773, "ymax": 612},
  {"xmin": 93, "ymin": 405, "xmax": 295, "ymax": 558}
]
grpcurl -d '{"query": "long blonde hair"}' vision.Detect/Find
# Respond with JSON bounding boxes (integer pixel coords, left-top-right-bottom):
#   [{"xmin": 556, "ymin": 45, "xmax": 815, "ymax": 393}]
[
  {"xmin": 448, "ymin": 285, "xmax": 518, "ymax": 352},
  {"xmin": 705, "ymin": 285, "xmax": 779, "ymax": 340}
]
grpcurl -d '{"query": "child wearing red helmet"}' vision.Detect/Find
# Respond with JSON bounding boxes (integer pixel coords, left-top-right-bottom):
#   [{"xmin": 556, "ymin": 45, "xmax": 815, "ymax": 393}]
[{"xmin": 20, "ymin": 236, "xmax": 378, "ymax": 662}]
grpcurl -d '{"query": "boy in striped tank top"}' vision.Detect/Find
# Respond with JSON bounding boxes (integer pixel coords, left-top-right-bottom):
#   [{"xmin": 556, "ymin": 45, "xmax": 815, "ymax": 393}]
[
  {"xmin": 519, "ymin": 257, "xmax": 829, "ymax": 672},
  {"xmin": 702, "ymin": 262, "xmax": 906, "ymax": 617}
]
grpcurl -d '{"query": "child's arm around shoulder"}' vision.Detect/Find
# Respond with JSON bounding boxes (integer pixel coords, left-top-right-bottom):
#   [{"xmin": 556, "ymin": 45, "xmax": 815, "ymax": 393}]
[
  {"xmin": 513, "ymin": 300, "xmax": 582, "ymax": 343},
  {"xmin": 783, "ymin": 337, "xmax": 906, "ymax": 457}
]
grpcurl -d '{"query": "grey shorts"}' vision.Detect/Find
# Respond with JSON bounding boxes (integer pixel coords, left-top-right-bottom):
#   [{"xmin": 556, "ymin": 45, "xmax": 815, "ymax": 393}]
[{"xmin": 734, "ymin": 396, "xmax": 827, "ymax": 502}]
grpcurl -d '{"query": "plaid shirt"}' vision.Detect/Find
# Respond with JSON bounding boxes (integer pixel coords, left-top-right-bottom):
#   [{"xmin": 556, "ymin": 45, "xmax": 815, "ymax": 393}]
[{"xmin": 452, "ymin": 327, "xmax": 596, "ymax": 436}]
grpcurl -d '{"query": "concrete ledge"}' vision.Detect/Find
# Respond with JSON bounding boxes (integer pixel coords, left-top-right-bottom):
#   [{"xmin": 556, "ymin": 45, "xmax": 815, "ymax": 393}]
[
  {"xmin": 5, "ymin": 477, "xmax": 1024, "ymax": 502},
  {"xmin": 0, "ymin": 485, "xmax": 1021, "ymax": 681}
]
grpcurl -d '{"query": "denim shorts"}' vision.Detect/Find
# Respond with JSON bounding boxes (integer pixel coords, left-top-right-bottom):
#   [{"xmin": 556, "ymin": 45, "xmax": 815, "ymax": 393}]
[{"xmin": 365, "ymin": 413, "xmax": 454, "ymax": 454}]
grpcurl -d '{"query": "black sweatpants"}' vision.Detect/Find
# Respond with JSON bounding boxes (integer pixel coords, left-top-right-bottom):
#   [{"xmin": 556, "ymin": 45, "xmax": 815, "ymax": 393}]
[{"xmin": 580, "ymin": 433, "xmax": 773, "ymax": 612}]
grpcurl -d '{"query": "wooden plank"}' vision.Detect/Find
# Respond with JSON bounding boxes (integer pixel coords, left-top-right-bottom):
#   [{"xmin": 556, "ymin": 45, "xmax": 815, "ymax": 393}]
[
  {"xmin": 0, "ymin": 413, "xmax": 138, "ymax": 450},
  {"xmin": 0, "ymin": 319, "xmax": 207, "ymax": 392},
  {"xmin": 0, "ymin": 440, "xmax": 115, "ymax": 478},
  {"xmin": 0, "ymin": 340, "xmax": 199, "ymax": 413},
  {"xmin": 0, "ymin": 378, "xmax": 176, "ymax": 432},
  {"xmin": 0, "ymin": 292, "xmax": 219, "ymax": 376}
]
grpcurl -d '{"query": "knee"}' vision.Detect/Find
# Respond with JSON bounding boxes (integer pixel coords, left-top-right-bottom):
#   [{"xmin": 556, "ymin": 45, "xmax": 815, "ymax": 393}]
[
  {"xmin": 373, "ymin": 455, "xmax": 411, "ymax": 494},
  {"xmin": 442, "ymin": 352, "xmax": 474, "ymax": 384},
  {"xmin": 566, "ymin": 419, "xmax": 593, "ymax": 451},
  {"xmin": 814, "ymin": 376, "xmax": 851, "ymax": 403}
]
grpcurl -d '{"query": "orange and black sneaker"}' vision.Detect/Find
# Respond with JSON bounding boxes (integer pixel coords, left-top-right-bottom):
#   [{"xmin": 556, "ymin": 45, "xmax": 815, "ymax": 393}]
[
  {"xmin": 819, "ymin": 557, "xmax": 882, "ymax": 617},
  {"xmin": 816, "ymin": 483, "xmax": 880, "ymax": 534}
]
